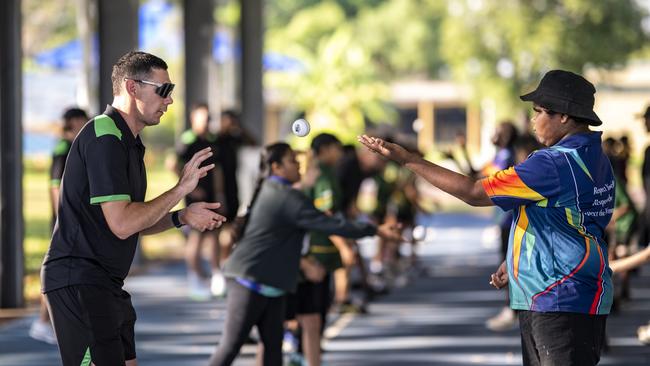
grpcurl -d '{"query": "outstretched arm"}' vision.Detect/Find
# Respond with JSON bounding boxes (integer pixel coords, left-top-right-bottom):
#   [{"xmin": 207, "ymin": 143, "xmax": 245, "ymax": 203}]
[
  {"xmin": 610, "ymin": 246, "xmax": 650, "ymax": 273},
  {"xmin": 357, "ymin": 135, "xmax": 492, "ymax": 207}
]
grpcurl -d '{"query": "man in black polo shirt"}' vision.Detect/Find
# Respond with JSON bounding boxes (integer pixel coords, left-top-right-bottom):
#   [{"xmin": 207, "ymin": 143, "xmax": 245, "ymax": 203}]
[{"xmin": 41, "ymin": 51, "xmax": 226, "ymax": 366}]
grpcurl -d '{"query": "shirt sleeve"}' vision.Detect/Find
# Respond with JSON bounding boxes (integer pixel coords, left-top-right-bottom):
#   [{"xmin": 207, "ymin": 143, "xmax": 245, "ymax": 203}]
[
  {"xmin": 481, "ymin": 150, "xmax": 560, "ymax": 211},
  {"xmin": 312, "ymin": 176, "xmax": 334, "ymax": 213},
  {"xmin": 294, "ymin": 193, "xmax": 377, "ymax": 238},
  {"xmin": 50, "ymin": 154, "xmax": 67, "ymax": 187},
  {"xmin": 85, "ymin": 135, "xmax": 132, "ymax": 205}
]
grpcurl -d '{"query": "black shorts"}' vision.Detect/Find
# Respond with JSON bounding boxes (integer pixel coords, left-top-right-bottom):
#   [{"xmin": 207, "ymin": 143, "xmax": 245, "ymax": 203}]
[
  {"xmin": 46, "ymin": 285, "xmax": 137, "ymax": 366},
  {"xmin": 518, "ymin": 311, "xmax": 607, "ymax": 366},
  {"xmin": 285, "ymin": 274, "xmax": 331, "ymax": 319}
]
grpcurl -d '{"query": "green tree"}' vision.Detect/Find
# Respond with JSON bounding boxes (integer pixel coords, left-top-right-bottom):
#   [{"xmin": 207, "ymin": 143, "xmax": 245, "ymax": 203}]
[
  {"xmin": 440, "ymin": 0, "xmax": 648, "ymax": 119},
  {"xmin": 22, "ymin": 0, "xmax": 78, "ymax": 59},
  {"xmin": 266, "ymin": 3, "xmax": 393, "ymax": 149},
  {"xmin": 266, "ymin": 0, "xmax": 385, "ymax": 29},
  {"xmin": 355, "ymin": 0, "xmax": 447, "ymax": 79}
]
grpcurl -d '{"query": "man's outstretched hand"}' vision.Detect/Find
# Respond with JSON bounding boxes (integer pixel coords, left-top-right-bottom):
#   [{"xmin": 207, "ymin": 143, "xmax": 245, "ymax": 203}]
[{"xmin": 357, "ymin": 135, "xmax": 413, "ymax": 165}]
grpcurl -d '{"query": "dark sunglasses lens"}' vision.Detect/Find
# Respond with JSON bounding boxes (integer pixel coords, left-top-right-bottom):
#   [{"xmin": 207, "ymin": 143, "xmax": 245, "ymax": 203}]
[{"xmin": 156, "ymin": 83, "xmax": 174, "ymax": 98}]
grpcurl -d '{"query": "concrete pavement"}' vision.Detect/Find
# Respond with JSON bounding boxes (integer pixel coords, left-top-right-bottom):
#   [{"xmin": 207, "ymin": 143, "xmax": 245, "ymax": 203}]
[{"xmin": 1, "ymin": 212, "xmax": 649, "ymax": 365}]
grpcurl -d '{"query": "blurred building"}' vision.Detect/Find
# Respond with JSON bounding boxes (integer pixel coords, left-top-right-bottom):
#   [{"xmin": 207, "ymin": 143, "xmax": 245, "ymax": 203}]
[{"xmin": 588, "ymin": 61, "xmax": 650, "ymax": 159}]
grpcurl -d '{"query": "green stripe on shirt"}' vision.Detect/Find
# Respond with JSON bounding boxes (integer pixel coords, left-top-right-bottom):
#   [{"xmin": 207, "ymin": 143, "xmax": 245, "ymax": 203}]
[
  {"xmin": 90, "ymin": 194, "xmax": 131, "ymax": 205},
  {"xmin": 94, "ymin": 114, "xmax": 122, "ymax": 139},
  {"xmin": 80, "ymin": 347, "xmax": 91, "ymax": 366}
]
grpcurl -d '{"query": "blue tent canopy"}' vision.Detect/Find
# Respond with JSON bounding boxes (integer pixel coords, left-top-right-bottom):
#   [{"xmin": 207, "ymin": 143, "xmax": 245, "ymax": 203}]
[{"xmin": 33, "ymin": 0, "xmax": 303, "ymax": 72}]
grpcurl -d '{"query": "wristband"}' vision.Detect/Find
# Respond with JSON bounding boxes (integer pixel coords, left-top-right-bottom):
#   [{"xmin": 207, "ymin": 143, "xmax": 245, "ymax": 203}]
[{"xmin": 171, "ymin": 210, "xmax": 183, "ymax": 228}]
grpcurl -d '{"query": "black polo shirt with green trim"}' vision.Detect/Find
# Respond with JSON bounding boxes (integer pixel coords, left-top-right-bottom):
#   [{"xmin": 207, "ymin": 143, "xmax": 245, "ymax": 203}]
[{"xmin": 42, "ymin": 105, "xmax": 147, "ymax": 293}]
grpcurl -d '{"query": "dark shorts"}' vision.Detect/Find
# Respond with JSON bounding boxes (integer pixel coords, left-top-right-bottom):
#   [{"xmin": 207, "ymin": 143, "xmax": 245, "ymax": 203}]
[
  {"xmin": 518, "ymin": 310, "xmax": 607, "ymax": 366},
  {"xmin": 46, "ymin": 285, "xmax": 137, "ymax": 366},
  {"xmin": 285, "ymin": 274, "xmax": 331, "ymax": 319}
]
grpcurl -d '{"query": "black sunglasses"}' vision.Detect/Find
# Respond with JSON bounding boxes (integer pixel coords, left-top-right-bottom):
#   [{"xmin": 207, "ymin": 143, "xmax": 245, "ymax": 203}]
[{"xmin": 126, "ymin": 78, "xmax": 175, "ymax": 98}]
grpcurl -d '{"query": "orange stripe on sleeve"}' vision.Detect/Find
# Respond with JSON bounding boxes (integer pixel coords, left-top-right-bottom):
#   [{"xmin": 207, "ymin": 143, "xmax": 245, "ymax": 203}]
[{"xmin": 481, "ymin": 167, "xmax": 545, "ymax": 201}]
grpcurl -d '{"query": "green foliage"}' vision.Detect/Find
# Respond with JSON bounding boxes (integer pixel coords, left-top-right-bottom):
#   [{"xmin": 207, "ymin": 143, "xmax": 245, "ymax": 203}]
[
  {"xmin": 266, "ymin": 0, "xmax": 649, "ymax": 144},
  {"xmin": 266, "ymin": 0, "xmax": 384, "ymax": 29},
  {"xmin": 266, "ymin": 2, "xmax": 408, "ymax": 150},
  {"xmin": 22, "ymin": 0, "xmax": 78, "ymax": 58},
  {"xmin": 440, "ymin": 0, "xmax": 648, "ymax": 119},
  {"xmin": 267, "ymin": 3, "xmax": 395, "ymax": 150},
  {"xmin": 266, "ymin": 0, "xmax": 324, "ymax": 29},
  {"xmin": 215, "ymin": 0, "xmax": 241, "ymax": 28},
  {"xmin": 355, "ymin": 0, "xmax": 447, "ymax": 78}
]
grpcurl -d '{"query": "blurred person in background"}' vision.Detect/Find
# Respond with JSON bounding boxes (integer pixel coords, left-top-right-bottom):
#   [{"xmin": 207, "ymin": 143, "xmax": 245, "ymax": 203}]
[
  {"xmin": 41, "ymin": 51, "xmax": 226, "ymax": 366},
  {"xmin": 352, "ymin": 145, "xmax": 397, "ymax": 294},
  {"xmin": 615, "ymin": 135, "xmax": 631, "ymax": 187},
  {"xmin": 336, "ymin": 144, "xmax": 389, "ymax": 299},
  {"xmin": 176, "ymin": 102, "xmax": 227, "ymax": 299},
  {"xmin": 445, "ymin": 122, "xmax": 520, "ymax": 331},
  {"xmin": 482, "ymin": 123, "xmax": 522, "ymax": 331},
  {"xmin": 209, "ymin": 142, "xmax": 399, "ymax": 366},
  {"xmin": 30, "ymin": 107, "xmax": 88, "ymax": 345},
  {"xmin": 381, "ymin": 138, "xmax": 423, "ymax": 287},
  {"xmin": 609, "ymin": 243, "xmax": 650, "ymax": 344},
  {"xmin": 359, "ymin": 70, "xmax": 614, "ymax": 366},
  {"xmin": 213, "ymin": 110, "xmax": 257, "ymax": 286},
  {"xmin": 297, "ymin": 133, "xmax": 356, "ymax": 363},
  {"xmin": 639, "ymin": 105, "xmax": 650, "ymax": 250}
]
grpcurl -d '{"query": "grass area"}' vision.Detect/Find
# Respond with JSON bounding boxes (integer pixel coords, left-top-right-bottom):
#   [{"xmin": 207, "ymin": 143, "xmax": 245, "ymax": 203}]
[{"xmin": 23, "ymin": 157, "xmax": 186, "ymax": 301}]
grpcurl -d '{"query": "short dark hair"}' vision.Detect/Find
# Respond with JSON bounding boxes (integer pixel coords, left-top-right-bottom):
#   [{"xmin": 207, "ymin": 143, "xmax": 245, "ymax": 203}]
[
  {"xmin": 311, "ymin": 133, "xmax": 341, "ymax": 155},
  {"xmin": 62, "ymin": 107, "xmax": 88, "ymax": 122},
  {"xmin": 111, "ymin": 51, "xmax": 168, "ymax": 96},
  {"xmin": 539, "ymin": 105, "xmax": 591, "ymax": 125},
  {"xmin": 62, "ymin": 107, "xmax": 88, "ymax": 132},
  {"xmin": 221, "ymin": 109, "xmax": 240, "ymax": 121}
]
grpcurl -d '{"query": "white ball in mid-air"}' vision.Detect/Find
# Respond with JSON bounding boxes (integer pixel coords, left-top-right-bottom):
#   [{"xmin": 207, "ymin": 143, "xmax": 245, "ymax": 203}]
[
  {"xmin": 292, "ymin": 119, "xmax": 311, "ymax": 137},
  {"xmin": 412, "ymin": 225, "xmax": 427, "ymax": 242}
]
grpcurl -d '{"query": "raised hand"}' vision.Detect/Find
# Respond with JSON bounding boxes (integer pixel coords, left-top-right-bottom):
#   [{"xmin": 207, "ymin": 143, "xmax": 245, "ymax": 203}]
[
  {"xmin": 177, "ymin": 147, "xmax": 215, "ymax": 196},
  {"xmin": 357, "ymin": 135, "xmax": 413, "ymax": 165},
  {"xmin": 181, "ymin": 202, "xmax": 227, "ymax": 232}
]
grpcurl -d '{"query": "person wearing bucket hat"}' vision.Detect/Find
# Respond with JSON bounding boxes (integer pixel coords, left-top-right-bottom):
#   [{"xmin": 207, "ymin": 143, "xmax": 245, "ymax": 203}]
[
  {"xmin": 520, "ymin": 69, "xmax": 602, "ymax": 126},
  {"xmin": 357, "ymin": 69, "xmax": 614, "ymax": 365}
]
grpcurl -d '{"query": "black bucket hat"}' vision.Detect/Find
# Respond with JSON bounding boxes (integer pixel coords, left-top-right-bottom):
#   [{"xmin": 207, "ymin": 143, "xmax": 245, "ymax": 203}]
[{"xmin": 520, "ymin": 70, "xmax": 602, "ymax": 126}]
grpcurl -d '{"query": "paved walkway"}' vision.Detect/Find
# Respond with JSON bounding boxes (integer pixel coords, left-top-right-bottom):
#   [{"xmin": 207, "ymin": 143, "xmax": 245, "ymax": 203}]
[{"xmin": 1, "ymin": 213, "xmax": 649, "ymax": 365}]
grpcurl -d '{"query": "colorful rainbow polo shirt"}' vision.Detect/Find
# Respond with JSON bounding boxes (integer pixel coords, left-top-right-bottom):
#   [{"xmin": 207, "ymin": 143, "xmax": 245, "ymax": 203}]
[{"xmin": 481, "ymin": 132, "xmax": 614, "ymax": 314}]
